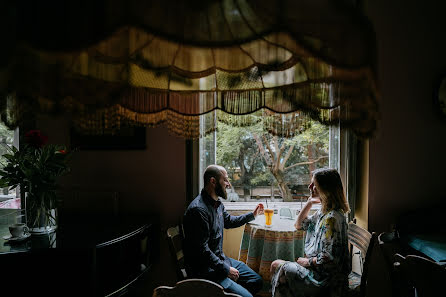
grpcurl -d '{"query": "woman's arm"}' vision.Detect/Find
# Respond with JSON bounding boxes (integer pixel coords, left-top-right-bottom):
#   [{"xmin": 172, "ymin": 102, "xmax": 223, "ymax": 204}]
[
  {"xmin": 294, "ymin": 196, "xmax": 321, "ymax": 230},
  {"xmin": 313, "ymin": 215, "xmax": 343, "ymax": 268}
]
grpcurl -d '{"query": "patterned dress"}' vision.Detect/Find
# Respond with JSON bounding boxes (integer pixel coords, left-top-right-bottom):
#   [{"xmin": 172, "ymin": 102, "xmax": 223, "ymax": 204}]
[{"xmin": 271, "ymin": 209, "xmax": 350, "ymax": 297}]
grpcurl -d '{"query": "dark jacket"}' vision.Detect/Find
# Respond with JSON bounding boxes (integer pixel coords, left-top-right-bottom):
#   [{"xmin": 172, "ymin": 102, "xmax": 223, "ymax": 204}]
[{"xmin": 183, "ymin": 189, "xmax": 255, "ymax": 281}]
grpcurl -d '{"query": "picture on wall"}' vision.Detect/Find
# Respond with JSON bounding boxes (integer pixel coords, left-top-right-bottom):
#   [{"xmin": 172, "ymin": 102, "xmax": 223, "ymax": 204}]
[{"xmin": 70, "ymin": 126, "xmax": 147, "ymax": 150}]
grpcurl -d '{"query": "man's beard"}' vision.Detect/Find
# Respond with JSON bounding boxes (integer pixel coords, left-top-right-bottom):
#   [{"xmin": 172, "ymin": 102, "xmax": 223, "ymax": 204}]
[{"xmin": 215, "ymin": 182, "xmax": 227, "ymax": 200}]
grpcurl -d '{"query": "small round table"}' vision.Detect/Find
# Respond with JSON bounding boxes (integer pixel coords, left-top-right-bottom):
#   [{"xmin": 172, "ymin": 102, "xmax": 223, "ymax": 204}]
[{"xmin": 239, "ymin": 214, "xmax": 305, "ymax": 296}]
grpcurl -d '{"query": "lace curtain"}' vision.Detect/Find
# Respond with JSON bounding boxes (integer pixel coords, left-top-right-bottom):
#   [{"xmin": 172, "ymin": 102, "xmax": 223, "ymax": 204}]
[{"xmin": 0, "ymin": 0, "xmax": 379, "ymax": 138}]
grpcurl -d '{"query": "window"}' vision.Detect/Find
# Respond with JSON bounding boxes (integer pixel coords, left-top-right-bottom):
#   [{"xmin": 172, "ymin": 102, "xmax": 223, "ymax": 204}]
[
  {"xmin": 0, "ymin": 123, "xmax": 20, "ymax": 209},
  {"xmin": 195, "ymin": 68, "xmax": 356, "ymax": 218},
  {"xmin": 199, "ymin": 113, "xmax": 341, "ymax": 213}
]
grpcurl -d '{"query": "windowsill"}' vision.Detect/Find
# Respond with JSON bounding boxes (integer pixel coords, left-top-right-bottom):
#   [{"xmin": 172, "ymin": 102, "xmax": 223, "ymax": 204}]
[
  {"xmin": 222, "ymin": 200, "xmax": 321, "ymax": 214},
  {"xmin": 0, "ymin": 195, "xmax": 16, "ymax": 202}
]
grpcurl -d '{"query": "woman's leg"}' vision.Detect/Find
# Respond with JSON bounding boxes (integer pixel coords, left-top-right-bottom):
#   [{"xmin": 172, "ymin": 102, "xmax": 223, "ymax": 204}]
[
  {"xmin": 270, "ymin": 259, "xmax": 286, "ymax": 276},
  {"xmin": 271, "ymin": 262, "xmax": 320, "ymax": 297}
]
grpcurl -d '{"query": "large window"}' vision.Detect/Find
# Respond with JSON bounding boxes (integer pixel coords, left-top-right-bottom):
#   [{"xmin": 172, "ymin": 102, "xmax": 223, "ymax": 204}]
[
  {"xmin": 195, "ymin": 66, "xmax": 357, "ymax": 217},
  {"xmin": 199, "ymin": 114, "xmax": 340, "ymax": 212}
]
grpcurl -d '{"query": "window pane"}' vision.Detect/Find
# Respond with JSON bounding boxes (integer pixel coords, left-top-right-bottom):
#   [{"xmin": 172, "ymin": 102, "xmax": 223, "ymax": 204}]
[
  {"xmin": 199, "ymin": 115, "xmax": 333, "ymax": 206},
  {"xmin": 0, "ymin": 124, "xmax": 20, "ymax": 209}
]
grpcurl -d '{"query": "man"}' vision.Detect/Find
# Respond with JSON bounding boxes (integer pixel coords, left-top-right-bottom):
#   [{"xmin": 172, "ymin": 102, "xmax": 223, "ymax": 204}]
[{"xmin": 183, "ymin": 165, "xmax": 264, "ymax": 297}]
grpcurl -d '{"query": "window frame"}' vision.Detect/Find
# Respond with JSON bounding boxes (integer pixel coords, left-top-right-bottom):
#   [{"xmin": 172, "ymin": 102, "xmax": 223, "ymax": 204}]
[{"xmin": 188, "ymin": 119, "xmax": 357, "ymax": 215}]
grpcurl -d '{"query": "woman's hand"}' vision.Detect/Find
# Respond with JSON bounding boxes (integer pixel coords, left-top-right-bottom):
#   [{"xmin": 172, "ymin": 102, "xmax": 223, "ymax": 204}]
[
  {"xmin": 296, "ymin": 257, "xmax": 310, "ymax": 267},
  {"xmin": 308, "ymin": 189, "xmax": 321, "ymax": 204},
  {"xmin": 294, "ymin": 194, "xmax": 320, "ymax": 230},
  {"xmin": 307, "ymin": 197, "xmax": 321, "ymax": 205}
]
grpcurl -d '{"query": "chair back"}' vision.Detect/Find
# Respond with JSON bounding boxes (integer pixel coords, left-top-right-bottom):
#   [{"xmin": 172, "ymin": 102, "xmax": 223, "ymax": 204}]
[
  {"xmin": 279, "ymin": 207, "xmax": 293, "ymax": 219},
  {"xmin": 95, "ymin": 224, "xmax": 152, "ymax": 296},
  {"xmin": 393, "ymin": 253, "xmax": 446, "ymax": 297},
  {"xmin": 347, "ymin": 221, "xmax": 377, "ymax": 297},
  {"xmin": 152, "ymin": 278, "xmax": 241, "ymax": 297},
  {"xmin": 348, "ymin": 221, "xmax": 372, "ymax": 262},
  {"xmin": 167, "ymin": 225, "xmax": 187, "ymax": 281}
]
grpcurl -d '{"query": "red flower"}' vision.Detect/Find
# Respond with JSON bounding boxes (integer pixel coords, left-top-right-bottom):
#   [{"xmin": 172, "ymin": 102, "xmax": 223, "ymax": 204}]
[
  {"xmin": 58, "ymin": 149, "xmax": 67, "ymax": 154},
  {"xmin": 24, "ymin": 130, "xmax": 48, "ymax": 148}
]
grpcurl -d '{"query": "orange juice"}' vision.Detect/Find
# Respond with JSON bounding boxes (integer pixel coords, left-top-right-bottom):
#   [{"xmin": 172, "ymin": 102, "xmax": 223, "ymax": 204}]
[{"xmin": 264, "ymin": 209, "xmax": 274, "ymax": 226}]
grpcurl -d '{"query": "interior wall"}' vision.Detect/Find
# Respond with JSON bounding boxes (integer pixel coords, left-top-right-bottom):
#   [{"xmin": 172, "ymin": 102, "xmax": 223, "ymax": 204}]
[
  {"xmin": 36, "ymin": 115, "xmax": 188, "ymax": 290},
  {"xmin": 355, "ymin": 139, "xmax": 368, "ymax": 230},
  {"xmin": 366, "ymin": 0, "xmax": 446, "ymax": 232}
]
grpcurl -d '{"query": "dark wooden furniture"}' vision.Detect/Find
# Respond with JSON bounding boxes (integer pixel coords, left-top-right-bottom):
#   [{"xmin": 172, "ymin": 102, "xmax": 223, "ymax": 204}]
[
  {"xmin": 1, "ymin": 213, "xmax": 159, "ymax": 297},
  {"xmin": 152, "ymin": 278, "xmax": 241, "ymax": 297},
  {"xmin": 393, "ymin": 253, "xmax": 446, "ymax": 297},
  {"xmin": 395, "ymin": 205, "xmax": 446, "ymax": 264},
  {"xmin": 166, "ymin": 225, "xmax": 187, "ymax": 281},
  {"xmin": 347, "ymin": 220, "xmax": 377, "ymax": 297}
]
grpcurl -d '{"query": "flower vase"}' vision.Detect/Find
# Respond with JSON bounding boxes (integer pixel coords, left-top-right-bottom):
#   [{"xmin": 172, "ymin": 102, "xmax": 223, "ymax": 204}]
[{"xmin": 25, "ymin": 192, "xmax": 58, "ymax": 235}]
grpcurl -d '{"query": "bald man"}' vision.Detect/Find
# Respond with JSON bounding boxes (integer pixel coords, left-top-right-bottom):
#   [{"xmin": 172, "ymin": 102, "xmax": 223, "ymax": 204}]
[{"xmin": 183, "ymin": 165, "xmax": 264, "ymax": 297}]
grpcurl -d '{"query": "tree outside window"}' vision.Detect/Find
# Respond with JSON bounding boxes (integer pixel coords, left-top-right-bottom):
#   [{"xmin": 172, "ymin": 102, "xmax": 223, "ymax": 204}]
[
  {"xmin": 203, "ymin": 115, "xmax": 332, "ymax": 203},
  {"xmin": 0, "ymin": 123, "xmax": 19, "ymax": 208}
]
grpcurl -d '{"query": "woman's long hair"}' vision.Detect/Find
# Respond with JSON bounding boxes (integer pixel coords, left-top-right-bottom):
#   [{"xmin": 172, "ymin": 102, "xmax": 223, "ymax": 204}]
[{"xmin": 313, "ymin": 168, "xmax": 350, "ymax": 214}]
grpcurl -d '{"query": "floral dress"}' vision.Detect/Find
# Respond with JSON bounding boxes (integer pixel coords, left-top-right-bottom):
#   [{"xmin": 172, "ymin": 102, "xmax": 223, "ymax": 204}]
[{"xmin": 271, "ymin": 209, "xmax": 350, "ymax": 297}]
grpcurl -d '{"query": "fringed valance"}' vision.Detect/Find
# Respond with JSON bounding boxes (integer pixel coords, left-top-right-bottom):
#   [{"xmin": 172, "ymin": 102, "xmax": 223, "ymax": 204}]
[{"xmin": 0, "ymin": 0, "xmax": 379, "ymax": 138}]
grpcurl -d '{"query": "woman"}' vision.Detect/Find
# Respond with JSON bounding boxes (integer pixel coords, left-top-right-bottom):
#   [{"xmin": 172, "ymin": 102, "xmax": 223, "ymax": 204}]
[{"xmin": 270, "ymin": 168, "xmax": 350, "ymax": 297}]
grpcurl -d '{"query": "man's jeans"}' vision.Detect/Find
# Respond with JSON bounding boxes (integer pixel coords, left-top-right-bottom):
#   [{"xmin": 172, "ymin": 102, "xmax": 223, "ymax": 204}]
[{"xmin": 218, "ymin": 258, "xmax": 263, "ymax": 297}]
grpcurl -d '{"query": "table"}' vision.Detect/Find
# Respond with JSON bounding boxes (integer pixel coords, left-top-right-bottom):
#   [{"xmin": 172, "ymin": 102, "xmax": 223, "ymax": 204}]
[
  {"xmin": 239, "ymin": 214, "xmax": 305, "ymax": 296},
  {"xmin": 1, "ymin": 212, "xmax": 159, "ymax": 297}
]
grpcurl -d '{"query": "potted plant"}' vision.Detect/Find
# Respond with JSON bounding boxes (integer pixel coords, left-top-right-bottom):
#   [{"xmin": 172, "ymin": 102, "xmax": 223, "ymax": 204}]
[{"xmin": 0, "ymin": 130, "xmax": 72, "ymax": 234}]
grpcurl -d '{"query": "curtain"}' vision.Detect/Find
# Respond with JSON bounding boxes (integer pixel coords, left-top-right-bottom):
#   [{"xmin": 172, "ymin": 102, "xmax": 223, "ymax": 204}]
[{"xmin": 0, "ymin": 0, "xmax": 379, "ymax": 138}]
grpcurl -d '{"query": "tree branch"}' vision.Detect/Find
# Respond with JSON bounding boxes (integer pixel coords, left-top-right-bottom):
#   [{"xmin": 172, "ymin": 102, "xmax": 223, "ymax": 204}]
[
  {"xmin": 253, "ymin": 134, "xmax": 271, "ymax": 166},
  {"xmin": 248, "ymin": 150, "xmax": 260, "ymax": 169},
  {"xmin": 272, "ymin": 136, "xmax": 281, "ymax": 170},
  {"xmin": 281, "ymin": 143, "xmax": 295, "ymax": 169},
  {"xmin": 263, "ymin": 135, "xmax": 276, "ymax": 164},
  {"xmin": 284, "ymin": 155, "xmax": 329, "ymax": 171}
]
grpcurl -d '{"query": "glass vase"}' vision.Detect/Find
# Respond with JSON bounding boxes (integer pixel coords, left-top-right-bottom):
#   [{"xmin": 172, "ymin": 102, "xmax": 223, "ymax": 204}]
[{"xmin": 25, "ymin": 192, "xmax": 58, "ymax": 235}]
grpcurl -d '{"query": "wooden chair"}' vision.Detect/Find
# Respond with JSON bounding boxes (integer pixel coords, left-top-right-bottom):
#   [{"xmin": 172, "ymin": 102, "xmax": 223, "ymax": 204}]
[
  {"xmin": 393, "ymin": 253, "xmax": 446, "ymax": 297},
  {"xmin": 167, "ymin": 225, "xmax": 188, "ymax": 281},
  {"xmin": 377, "ymin": 231, "xmax": 405, "ymax": 297},
  {"xmin": 152, "ymin": 278, "xmax": 241, "ymax": 297},
  {"xmin": 94, "ymin": 224, "xmax": 153, "ymax": 296},
  {"xmin": 165, "ymin": 227, "xmax": 242, "ymax": 297},
  {"xmin": 279, "ymin": 207, "xmax": 293, "ymax": 219},
  {"xmin": 347, "ymin": 220, "xmax": 377, "ymax": 297}
]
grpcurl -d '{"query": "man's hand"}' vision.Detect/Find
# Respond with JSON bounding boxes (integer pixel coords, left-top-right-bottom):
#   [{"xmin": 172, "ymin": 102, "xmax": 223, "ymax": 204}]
[
  {"xmin": 228, "ymin": 267, "xmax": 239, "ymax": 281},
  {"xmin": 253, "ymin": 203, "xmax": 264, "ymax": 217}
]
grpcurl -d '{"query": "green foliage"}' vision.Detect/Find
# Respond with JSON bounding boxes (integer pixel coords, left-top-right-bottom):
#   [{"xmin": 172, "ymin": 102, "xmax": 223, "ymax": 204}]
[
  {"xmin": 216, "ymin": 115, "xmax": 329, "ymax": 197},
  {"xmin": 216, "ymin": 121, "xmax": 270, "ymax": 187},
  {"xmin": 0, "ymin": 124, "xmax": 15, "ymax": 169},
  {"xmin": 0, "ymin": 135, "xmax": 72, "ymax": 227},
  {"xmin": 0, "ymin": 143, "xmax": 72, "ymax": 197},
  {"xmin": 0, "ymin": 124, "xmax": 15, "ymax": 195}
]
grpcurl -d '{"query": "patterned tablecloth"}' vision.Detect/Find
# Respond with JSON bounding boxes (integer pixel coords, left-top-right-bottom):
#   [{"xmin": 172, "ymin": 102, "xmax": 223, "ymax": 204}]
[{"xmin": 239, "ymin": 214, "xmax": 305, "ymax": 296}]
